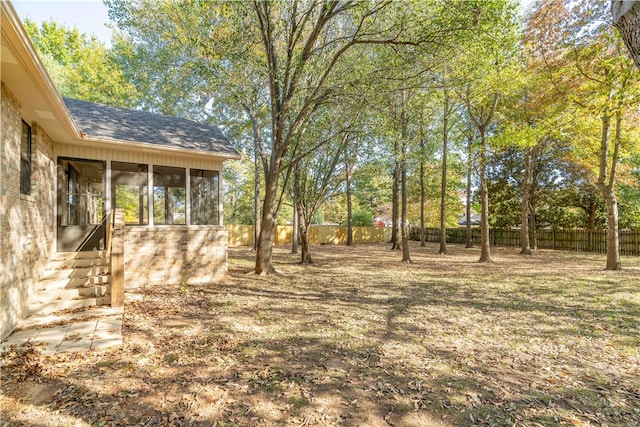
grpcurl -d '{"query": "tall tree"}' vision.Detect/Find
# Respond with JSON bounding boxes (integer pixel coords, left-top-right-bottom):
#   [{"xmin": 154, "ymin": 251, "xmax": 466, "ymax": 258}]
[
  {"xmin": 438, "ymin": 73, "xmax": 455, "ymax": 255},
  {"xmin": 399, "ymin": 92, "xmax": 412, "ymax": 263},
  {"xmin": 454, "ymin": 0, "xmax": 520, "ymax": 263},
  {"xmin": 462, "ymin": 88, "xmax": 498, "ymax": 263},
  {"xmin": 291, "ymin": 125, "xmax": 350, "ymax": 264},
  {"xmin": 24, "ymin": 19, "xmax": 138, "ymax": 107},
  {"xmin": 419, "ymin": 127, "xmax": 428, "ymax": 247},
  {"xmin": 249, "ymin": 1, "xmax": 439, "ymax": 274},
  {"xmin": 527, "ymin": 0, "xmax": 640, "ymax": 270}
]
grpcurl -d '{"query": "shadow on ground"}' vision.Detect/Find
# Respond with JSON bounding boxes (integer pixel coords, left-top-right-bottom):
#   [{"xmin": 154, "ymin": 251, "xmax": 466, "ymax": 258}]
[{"xmin": 1, "ymin": 242, "xmax": 638, "ymax": 426}]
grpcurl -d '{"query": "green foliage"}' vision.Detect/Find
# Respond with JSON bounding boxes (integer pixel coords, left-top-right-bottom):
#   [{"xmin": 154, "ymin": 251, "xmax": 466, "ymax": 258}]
[
  {"xmin": 619, "ymin": 166, "xmax": 640, "ymax": 229},
  {"xmin": 114, "ymin": 185, "xmax": 145, "ymax": 224},
  {"xmin": 24, "ymin": 19, "xmax": 139, "ymax": 108},
  {"xmin": 485, "ymin": 143, "xmax": 614, "ymax": 230},
  {"xmin": 351, "ymin": 210, "xmax": 374, "ymax": 227},
  {"xmin": 311, "ymin": 211, "xmax": 324, "ymax": 225},
  {"xmin": 93, "ymin": 0, "xmax": 639, "ymax": 242},
  {"xmin": 352, "ymin": 160, "xmax": 392, "ymax": 219},
  {"xmin": 223, "ymin": 159, "xmax": 256, "ymax": 225}
]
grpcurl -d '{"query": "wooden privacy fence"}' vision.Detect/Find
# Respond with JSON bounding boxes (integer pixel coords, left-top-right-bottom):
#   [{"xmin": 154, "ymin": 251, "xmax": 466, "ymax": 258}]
[
  {"xmin": 410, "ymin": 227, "xmax": 640, "ymax": 256},
  {"xmin": 227, "ymin": 224, "xmax": 392, "ymax": 247}
]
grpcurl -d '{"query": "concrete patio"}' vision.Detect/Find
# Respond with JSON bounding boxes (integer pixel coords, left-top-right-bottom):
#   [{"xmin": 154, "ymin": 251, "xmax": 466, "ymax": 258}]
[{"xmin": 0, "ymin": 307, "xmax": 123, "ymax": 356}]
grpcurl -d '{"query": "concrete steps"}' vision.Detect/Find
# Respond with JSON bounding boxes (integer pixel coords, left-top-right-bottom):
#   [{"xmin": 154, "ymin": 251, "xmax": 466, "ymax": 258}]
[
  {"xmin": 28, "ymin": 251, "xmax": 112, "ymax": 317},
  {"xmin": 37, "ymin": 275, "xmax": 111, "ymax": 291}
]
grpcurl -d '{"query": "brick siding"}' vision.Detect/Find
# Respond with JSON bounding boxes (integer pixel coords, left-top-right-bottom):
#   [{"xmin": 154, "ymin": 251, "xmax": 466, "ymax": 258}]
[
  {"xmin": 1, "ymin": 83, "xmax": 56, "ymax": 339},
  {"xmin": 124, "ymin": 226, "xmax": 228, "ymax": 288}
]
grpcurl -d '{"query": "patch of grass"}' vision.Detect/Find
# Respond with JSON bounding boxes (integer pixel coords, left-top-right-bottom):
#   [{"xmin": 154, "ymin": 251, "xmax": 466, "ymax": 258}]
[
  {"xmin": 163, "ymin": 353, "xmax": 178, "ymax": 365},
  {"xmin": 287, "ymin": 395, "xmax": 310, "ymax": 408}
]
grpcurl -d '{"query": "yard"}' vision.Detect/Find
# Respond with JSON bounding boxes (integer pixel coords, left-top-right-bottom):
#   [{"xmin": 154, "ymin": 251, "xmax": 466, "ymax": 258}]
[{"xmin": 1, "ymin": 243, "xmax": 639, "ymax": 426}]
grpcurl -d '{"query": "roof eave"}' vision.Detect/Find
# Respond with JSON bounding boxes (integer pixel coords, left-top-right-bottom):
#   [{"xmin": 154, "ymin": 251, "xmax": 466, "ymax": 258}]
[
  {"xmin": 78, "ymin": 135, "xmax": 242, "ymax": 161},
  {"xmin": 1, "ymin": 2, "xmax": 80, "ymax": 139}
]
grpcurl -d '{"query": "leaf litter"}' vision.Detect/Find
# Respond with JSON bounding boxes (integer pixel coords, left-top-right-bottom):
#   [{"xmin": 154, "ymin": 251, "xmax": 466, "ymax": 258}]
[{"xmin": 1, "ymin": 242, "xmax": 638, "ymax": 426}]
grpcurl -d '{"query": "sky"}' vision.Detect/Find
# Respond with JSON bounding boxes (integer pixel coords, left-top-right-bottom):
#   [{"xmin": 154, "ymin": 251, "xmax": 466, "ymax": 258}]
[
  {"xmin": 12, "ymin": 0, "xmax": 113, "ymax": 46},
  {"xmin": 12, "ymin": 0, "xmax": 536, "ymax": 49}
]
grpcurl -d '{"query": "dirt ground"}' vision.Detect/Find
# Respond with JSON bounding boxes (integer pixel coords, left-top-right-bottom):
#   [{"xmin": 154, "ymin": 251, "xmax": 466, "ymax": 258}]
[{"xmin": 1, "ymin": 242, "xmax": 639, "ymax": 426}]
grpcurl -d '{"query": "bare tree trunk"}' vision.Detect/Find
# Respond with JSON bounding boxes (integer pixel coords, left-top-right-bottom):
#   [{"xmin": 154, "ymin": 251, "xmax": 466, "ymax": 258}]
[
  {"xmin": 466, "ymin": 137, "xmax": 474, "ymax": 249},
  {"xmin": 439, "ymin": 83, "xmax": 450, "ymax": 255},
  {"xmin": 602, "ymin": 187, "xmax": 620, "ymax": 269},
  {"xmin": 529, "ymin": 202, "xmax": 538, "ymax": 250},
  {"xmin": 291, "ymin": 167, "xmax": 299, "ymax": 254},
  {"xmin": 254, "ymin": 157, "xmax": 261, "ymax": 251},
  {"xmin": 391, "ymin": 142, "xmax": 400, "ymax": 250},
  {"xmin": 243, "ymin": 104, "xmax": 264, "ymax": 251},
  {"xmin": 585, "ymin": 198, "xmax": 596, "ymax": 251},
  {"xmin": 253, "ymin": 132, "xmax": 261, "ymax": 251},
  {"xmin": 292, "ymin": 203, "xmax": 298, "ymax": 254},
  {"xmin": 478, "ymin": 129, "xmax": 492, "ymax": 263},
  {"xmin": 612, "ymin": 0, "xmax": 640, "ymax": 69},
  {"xmin": 595, "ymin": 111, "xmax": 621, "ymax": 270},
  {"xmin": 401, "ymin": 143, "xmax": 412, "ymax": 263},
  {"xmin": 255, "ymin": 166, "xmax": 280, "ymax": 275},
  {"xmin": 587, "ymin": 200, "xmax": 597, "ymax": 230},
  {"xmin": 298, "ymin": 210, "xmax": 313, "ymax": 264},
  {"xmin": 520, "ymin": 147, "xmax": 532, "ymax": 255},
  {"xmin": 346, "ymin": 160, "xmax": 353, "ymax": 246},
  {"xmin": 292, "ymin": 201, "xmax": 298, "ymax": 255},
  {"xmin": 420, "ymin": 143, "xmax": 426, "ymax": 247}
]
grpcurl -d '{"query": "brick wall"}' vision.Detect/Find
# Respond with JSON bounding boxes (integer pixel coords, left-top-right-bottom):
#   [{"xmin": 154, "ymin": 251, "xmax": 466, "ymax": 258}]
[
  {"xmin": 123, "ymin": 226, "xmax": 228, "ymax": 288},
  {"xmin": 1, "ymin": 83, "xmax": 56, "ymax": 339}
]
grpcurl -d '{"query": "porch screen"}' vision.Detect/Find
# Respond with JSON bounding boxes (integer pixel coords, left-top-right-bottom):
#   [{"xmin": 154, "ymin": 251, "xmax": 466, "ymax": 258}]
[
  {"xmin": 190, "ymin": 169, "xmax": 219, "ymax": 225},
  {"xmin": 153, "ymin": 165, "xmax": 186, "ymax": 225},
  {"xmin": 111, "ymin": 162, "xmax": 148, "ymax": 225}
]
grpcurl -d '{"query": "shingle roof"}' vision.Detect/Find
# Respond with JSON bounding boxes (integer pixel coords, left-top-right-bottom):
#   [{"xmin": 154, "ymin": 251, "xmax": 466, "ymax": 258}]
[{"xmin": 64, "ymin": 98, "xmax": 239, "ymax": 158}]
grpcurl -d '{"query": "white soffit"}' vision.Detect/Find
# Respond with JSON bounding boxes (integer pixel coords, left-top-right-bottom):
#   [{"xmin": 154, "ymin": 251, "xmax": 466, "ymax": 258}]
[
  {"xmin": 35, "ymin": 109, "xmax": 56, "ymax": 120},
  {"xmin": 1, "ymin": 45, "xmax": 19, "ymax": 64}
]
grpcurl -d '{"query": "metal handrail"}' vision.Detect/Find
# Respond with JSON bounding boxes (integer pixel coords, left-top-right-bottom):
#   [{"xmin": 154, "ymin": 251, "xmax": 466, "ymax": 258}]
[{"xmin": 72, "ymin": 212, "xmax": 110, "ymax": 252}]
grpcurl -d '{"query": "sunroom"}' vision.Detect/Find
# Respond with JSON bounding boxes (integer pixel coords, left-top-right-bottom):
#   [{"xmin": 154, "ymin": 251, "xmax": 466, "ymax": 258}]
[{"xmin": 56, "ymin": 98, "xmax": 240, "ymax": 287}]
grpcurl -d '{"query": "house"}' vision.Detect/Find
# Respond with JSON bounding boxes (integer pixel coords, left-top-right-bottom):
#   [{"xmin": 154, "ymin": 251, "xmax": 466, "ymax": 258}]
[
  {"xmin": 458, "ymin": 213, "xmax": 481, "ymax": 226},
  {"xmin": 1, "ymin": 2, "xmax": 240, "ymax": 339}
]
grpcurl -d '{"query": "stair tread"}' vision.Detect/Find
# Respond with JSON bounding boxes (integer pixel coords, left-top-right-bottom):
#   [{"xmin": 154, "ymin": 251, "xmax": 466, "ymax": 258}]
[
  {"xmin": 29, "ymin": 297, "xmax": 112, "ymax": 316},
  {"xmin": 47, "ymin": 259, "xmax": 109, "ymax": 270},
  {"xmin": 31, "ymin": 286, "xmax": 111, "ymax": 302},
  {"xmin": 42, "ymin": 267, "xmax": 110, "ymax": 280},
  {"xmin": 29, "ymin": 252, "xmax": 113, "ymax": 319},
  {"xmin": 50, "ymin": 251, "xmax": 107, "ymax": 260},
  {"xmin": 38, "ymin": 276, "xmax": 111, "ymax": 288}
]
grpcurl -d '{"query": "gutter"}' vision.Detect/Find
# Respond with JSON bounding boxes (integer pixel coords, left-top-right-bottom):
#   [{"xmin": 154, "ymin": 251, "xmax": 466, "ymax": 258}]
[{"xmin": 77, "ymin": 135, "xmax": 242, "ymax": 161}]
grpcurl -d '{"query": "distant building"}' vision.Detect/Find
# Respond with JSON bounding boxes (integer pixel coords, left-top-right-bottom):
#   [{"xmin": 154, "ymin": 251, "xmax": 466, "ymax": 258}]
[{"xmin": 458, "ymin": 213, "xmax": 481, "ymax": 226}]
